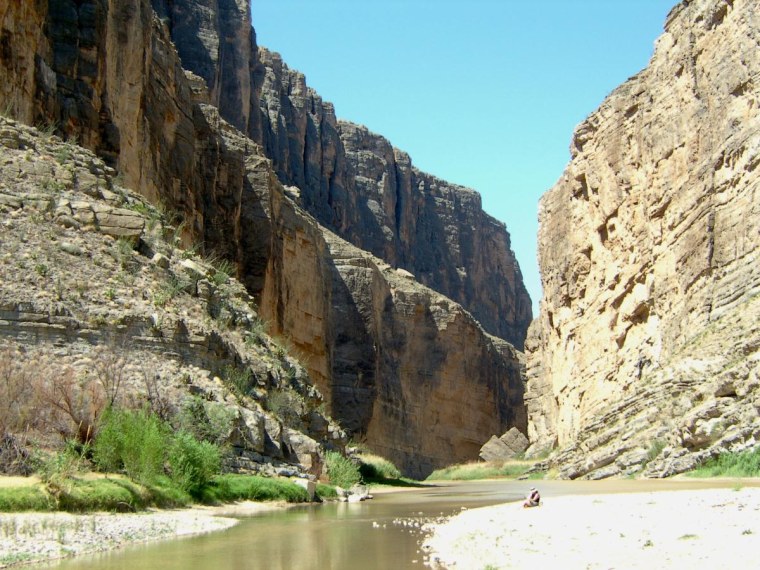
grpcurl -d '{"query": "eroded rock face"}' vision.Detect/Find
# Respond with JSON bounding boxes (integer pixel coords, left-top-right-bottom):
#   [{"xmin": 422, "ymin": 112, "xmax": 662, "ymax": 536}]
[
  {"xmin": 155, "ymin": 7, "xmax": 532, "ymax": 347},
  {"xmin": 0, "ymin": 0, "xmax": 527, "ymax": 477},
  {"xmin": 526, "ymin": 0, "xmax": 760, "ymax": 478}
]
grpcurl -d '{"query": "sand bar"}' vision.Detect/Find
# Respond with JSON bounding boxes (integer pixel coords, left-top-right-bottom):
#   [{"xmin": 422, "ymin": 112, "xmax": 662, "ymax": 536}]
[{"xmin": 423, "ymin": 487, "xmax": 760, "ymax": 569}]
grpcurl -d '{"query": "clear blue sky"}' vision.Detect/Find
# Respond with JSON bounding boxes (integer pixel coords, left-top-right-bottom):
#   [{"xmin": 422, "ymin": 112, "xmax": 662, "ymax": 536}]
[{"xmin": 251, "ymin": 0, "xmax": 676, "ymax": 316}]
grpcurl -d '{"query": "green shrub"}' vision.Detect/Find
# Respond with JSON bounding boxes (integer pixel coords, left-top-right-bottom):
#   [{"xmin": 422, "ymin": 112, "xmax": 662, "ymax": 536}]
[
  {"xmin": 168, "ymin": 432, "xmax": 221, "ymax": 496},
  {"xmin": 324, "ymin": 451, "xmax": 361, "ymax": 489},
  {"xmin": 93, "ymin": 408, "xmax": 168, "ymax": 485}
]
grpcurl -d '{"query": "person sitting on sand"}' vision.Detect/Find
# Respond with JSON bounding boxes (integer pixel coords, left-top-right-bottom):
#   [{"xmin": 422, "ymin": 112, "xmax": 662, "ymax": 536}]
[{"xmin": 523, "ymin": 487, "xmax": 541, "ymax": 508}]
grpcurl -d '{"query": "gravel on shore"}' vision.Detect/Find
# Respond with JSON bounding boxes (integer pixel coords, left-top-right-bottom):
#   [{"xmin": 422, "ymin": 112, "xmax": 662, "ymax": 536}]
[
  {"xmin": 422, "ymin": 487, "xmax": 760, "ymax": 569},
  {"xmin": 0, "ymin": 502, "xmax": 283, "ymax": 568}
]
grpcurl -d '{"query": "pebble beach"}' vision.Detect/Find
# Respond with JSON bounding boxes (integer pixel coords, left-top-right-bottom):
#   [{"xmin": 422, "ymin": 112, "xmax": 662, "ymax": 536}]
[{"xmin": 0, "ymin": 502, "xmax": 282, "ymax": 568}]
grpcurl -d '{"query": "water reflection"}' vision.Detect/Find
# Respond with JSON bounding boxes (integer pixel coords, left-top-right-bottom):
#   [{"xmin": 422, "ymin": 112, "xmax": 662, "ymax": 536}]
[{"xmin": 46, "ymin": 479, "xmax": 758, "ymax": 570}]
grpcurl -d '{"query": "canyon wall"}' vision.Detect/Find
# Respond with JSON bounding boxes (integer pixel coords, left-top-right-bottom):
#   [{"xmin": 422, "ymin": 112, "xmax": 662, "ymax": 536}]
[
  {"xmin": 0, "ymin": 0, "xmax": 526, "ymax": 476},
  {"xmin": 526, "ymin": 0, "xmax": 760, "ymax": 478},
  {"xmin": 150, "ymin": 4, "xmax": 532, "ymax": 348}
]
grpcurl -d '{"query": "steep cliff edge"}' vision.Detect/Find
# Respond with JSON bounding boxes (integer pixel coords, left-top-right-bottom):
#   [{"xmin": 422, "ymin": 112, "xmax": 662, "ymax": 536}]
[
  {"xmin": 0, "ymin": 0, "xmax": 526, "ymax": 476},
  {"xmin": 150, "ymin": 2, "xmax": 532, "ymax": 347},
  {"xmin": 526, "ymin": 0, "xmax": 760, "ymax": 478}
]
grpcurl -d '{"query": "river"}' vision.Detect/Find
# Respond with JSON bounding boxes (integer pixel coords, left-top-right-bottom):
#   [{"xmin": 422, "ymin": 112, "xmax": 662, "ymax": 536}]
[{"xmin": 44, "ymin": 478, "xmax": 755, "ymax": 570}]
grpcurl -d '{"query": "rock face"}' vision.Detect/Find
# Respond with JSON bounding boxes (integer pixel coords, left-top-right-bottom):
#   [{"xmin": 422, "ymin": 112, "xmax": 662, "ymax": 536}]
[
  {"xmin": 250, "ymin": 153, "xmax": 527, "ymax": 477},
  {"xmin": 479, "ymin": 427, "xmax": 529, "ymax": 462},
  {"xmin": 526, "ymin": 0, "xmax": 760, "ymax": 478},
  {"xmin": 0, "ymin": 0, "xmax": 528, "ymax": 476},
  {"xmin": 0, "ymin": 116, "xmax": 342, "ymax": 478},
  {"xmin": 156, "ymin": 11, "xmax": 532, "ymax": 348}
]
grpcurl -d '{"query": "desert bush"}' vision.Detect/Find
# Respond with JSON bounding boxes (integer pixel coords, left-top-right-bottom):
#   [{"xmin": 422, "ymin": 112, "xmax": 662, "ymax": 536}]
[
  {"xmin": 92, "ymin": 345, "xmax": 127, "ymax": 408},
  {"xmin": 36, "ymin": 366, "xmax": 105, "ymax": 445},
  {"xmin": 265, "ymin": 387, "xmax": 306, "ymax": 429},
  {"xmin": 209, "ymin": 258, "xmax": 235, "ymax": 286},
  {"xmin": 141, "ymin": 366, "xmax": 174, "ymax": 422},
  {"xmin": 223, "ymin": 364, "xmax": 255, "ymax": 398},
  {"xmin": 36, "ymin": 440, "xmax": 90, "ymax": 496},
  {"xmin": 0, "ymin": 348, "xmax": 37, "ymax": 436},
  {"xmin": 167, "ymin": 431, "xmax": 221, "ymax": 496},
  {"xmin": 324, "ymin": 451, "xmax": 361, "ymax": 489},
  {"xmin": 92, "ymin": 408, "xmax": 167, "ymax": 485},
  {"xmin": 176, "ymin": 396, "xmax": 234, "ymax": 447}
]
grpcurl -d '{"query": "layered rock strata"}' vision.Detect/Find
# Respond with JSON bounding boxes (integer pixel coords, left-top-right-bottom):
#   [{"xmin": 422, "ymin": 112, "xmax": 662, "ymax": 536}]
[
  {"xmin": 0, "ymin": 0, "xmax": 527, "ymax": 476},
  {"xmin": 526, "ymin": 0, "xmax": 760, "ymax": 477},
  {"xmin": 0, "ymin": 116, "xmax": 340, "ymax": 476},
  {"xmin": 152, "ymin": 6, "xmax": 532, "ymax": 347}
]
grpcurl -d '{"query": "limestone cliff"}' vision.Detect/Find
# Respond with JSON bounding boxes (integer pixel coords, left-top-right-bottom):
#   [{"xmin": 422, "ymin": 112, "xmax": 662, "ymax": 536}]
[
  {"xmin": 526, "ymin": 0, "xmax": 760, "ymax": 478},
  {"xmin": 151, "ymin": 6, "xmax": 532, "ymax": 348},
  {"xmin": 0, "ymin": 0, "xmax": 526, "ymax": 476}
]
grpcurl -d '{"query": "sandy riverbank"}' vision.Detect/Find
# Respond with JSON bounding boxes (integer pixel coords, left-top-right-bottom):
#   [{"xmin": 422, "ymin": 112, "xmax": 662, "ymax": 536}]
[
  {"xmin": 422, "ymin": 486, "xmax": 760, "ymax": 569},
  {"xmin": 0, "ymin": 501, "xmax": 285, "ymax": 568}
]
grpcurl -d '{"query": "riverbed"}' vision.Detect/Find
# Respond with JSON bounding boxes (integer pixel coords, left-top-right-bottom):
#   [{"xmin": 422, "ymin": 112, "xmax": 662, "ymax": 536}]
[{"xmin": 22, "ymin": 478, "xmax": 758, "ymax": 570}]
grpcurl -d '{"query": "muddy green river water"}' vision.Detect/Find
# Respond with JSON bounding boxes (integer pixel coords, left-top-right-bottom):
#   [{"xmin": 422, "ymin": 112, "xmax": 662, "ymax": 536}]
[{"xmin": 44, "ymin": 479, "xmax": 754, "ymax": 570}]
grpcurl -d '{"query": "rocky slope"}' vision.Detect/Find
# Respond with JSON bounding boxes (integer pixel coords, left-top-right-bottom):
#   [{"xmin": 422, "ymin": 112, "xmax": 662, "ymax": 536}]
[
  {"xmin": 526, "ymin": 0, "xmax": 760, "ymax": 478},
  {"xmin": 0, "ymin": 0, "xmax": 527, "ymax": 477},
  {"xmin": 150, "ymin": 2, "xmax": 532, "ymax": 348},
  {"xmin": 0, "ymin": 115, "xmax": 341, "ymax": 478}
]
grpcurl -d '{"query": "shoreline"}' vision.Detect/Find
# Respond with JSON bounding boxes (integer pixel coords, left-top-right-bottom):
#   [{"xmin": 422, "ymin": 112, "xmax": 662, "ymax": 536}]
[
  {"xmin": 0, "ymin": 501, "xmax": 287, "ymax": 569},
  {"xmin": 422, "ymin": 486, "xmax": 760, "ymax": 569}
]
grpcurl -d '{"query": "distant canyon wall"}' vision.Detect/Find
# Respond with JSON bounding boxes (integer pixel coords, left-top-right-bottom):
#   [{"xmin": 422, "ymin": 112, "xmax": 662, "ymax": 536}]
[
  {"xmin": 526, "ymin": 0, "xmax": 760, "ymax": 478},
  {"xmin": 0, "ymin": 0, "xmax": 526, "ymax": 476},
  {"xmin": 149, "ymin": 2, "xmax": 532, "ymax": 348}
]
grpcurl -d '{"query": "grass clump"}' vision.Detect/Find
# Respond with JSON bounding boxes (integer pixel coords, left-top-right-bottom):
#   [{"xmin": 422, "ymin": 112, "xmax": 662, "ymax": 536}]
[
  {"xmin": 200, "ymin": 474, "xmax": 308, "ymax": 504},
  {"xmin": 315, "ymin": 483, "xmax": 338, "ymax": 500},
  {"xmin": 358, "ymin": 453, "xmax": 402, "ymax": 482},
  {"xmin": 426, "ymin": 460, "xmax": 533, "ymax": 481},
  {"xmin": 324, "ymin": 451, "xmax": 361, "ymax": 489},
  {"xmin": 646, "ymin": 439, "xmax": 667, "ymax": 463},
  {"xmin": 688, "ymin": 447, "xmax": 760, "ymax": 478},
  {"xmin": 0, "ymin": 485, "xmax": 53, "ymax": 511},
  {"xmin": 56, "ymin": 477, "xmax": 149, "ymax": 512}
]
